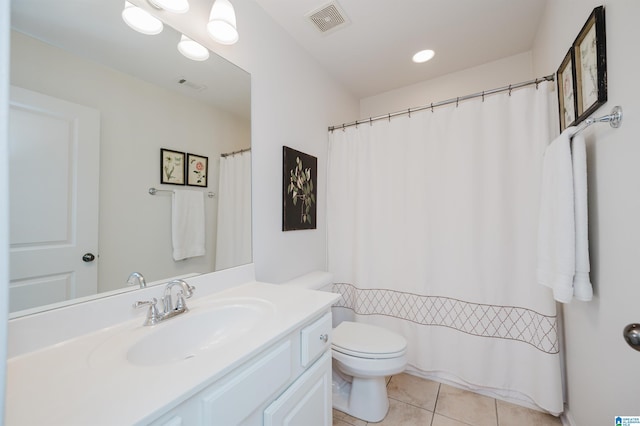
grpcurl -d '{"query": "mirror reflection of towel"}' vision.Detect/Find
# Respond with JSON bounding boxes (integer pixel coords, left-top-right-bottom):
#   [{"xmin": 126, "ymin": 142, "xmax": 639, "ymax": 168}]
[{"xmin": 172, "ymin": 189, "xmax": 205, "ymax": 261}]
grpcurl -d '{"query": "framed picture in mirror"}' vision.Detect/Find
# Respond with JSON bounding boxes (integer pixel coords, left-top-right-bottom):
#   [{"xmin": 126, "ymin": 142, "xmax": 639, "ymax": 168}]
[
  {"xmin": 557, "ymin": 48, "xmax": 577, "ymax": 132},
  {"xmin": 574, "ymin": 5, "xmax": 607, "ymax": 124},
  {"xmin": 187, "ymin": 153, "xmax": 208, "ymax": 187},
  {"xmin": 161, "ymin": 148, "xmax": 185, "ymax": 185}
]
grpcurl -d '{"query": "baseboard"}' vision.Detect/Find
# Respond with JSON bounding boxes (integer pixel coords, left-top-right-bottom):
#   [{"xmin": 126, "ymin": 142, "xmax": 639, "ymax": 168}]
[{"xmin": 561, "ymin": 406, "xmax": 577, "ymax": 426}]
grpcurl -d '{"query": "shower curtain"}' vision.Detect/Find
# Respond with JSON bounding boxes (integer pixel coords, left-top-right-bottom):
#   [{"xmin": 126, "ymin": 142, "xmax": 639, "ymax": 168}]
[
  {"xmin": 215, "ymin": 151, "xmax": 252, "ymax": 270},
  {"xmin": 327, "ymin": 81, "xmax": 563, "ymax": 414}
]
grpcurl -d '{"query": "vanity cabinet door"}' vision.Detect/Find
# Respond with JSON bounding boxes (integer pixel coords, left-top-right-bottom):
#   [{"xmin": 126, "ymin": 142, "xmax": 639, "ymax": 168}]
[{"xmin": 263, "ymin": 351, "xmax": 332, "ymax": 426}]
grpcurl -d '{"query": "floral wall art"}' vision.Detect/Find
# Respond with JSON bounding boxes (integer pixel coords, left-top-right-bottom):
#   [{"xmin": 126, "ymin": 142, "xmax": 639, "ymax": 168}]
[
  {"xmin": 160, "ymin": 148, "xmax": 185, "ymax": 185},
  {"xmin": 282, "ymin": 146, "xmax": 317, "ymax": 231},
  {"xmin": 187, "ymin": 153, "xmax": 208, "ymax": 187}
]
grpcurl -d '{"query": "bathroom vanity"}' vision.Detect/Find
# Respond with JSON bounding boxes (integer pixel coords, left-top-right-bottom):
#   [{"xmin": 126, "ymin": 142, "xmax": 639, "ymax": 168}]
[{"xmin": 6, "ymin": 267, "xmax": 339, "ymax": 425}]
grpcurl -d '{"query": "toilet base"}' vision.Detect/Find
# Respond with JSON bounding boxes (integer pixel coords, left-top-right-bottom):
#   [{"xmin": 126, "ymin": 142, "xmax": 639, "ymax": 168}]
[{"xmin": 332, "ymin": 371, "xmax": 390, "ymax": 422}]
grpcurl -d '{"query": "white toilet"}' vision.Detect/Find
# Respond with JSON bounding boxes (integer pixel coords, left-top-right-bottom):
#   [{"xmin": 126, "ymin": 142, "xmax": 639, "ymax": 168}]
[{"xmin": 284, "ymin": 272, "xmax": 408, "ymax": 423}]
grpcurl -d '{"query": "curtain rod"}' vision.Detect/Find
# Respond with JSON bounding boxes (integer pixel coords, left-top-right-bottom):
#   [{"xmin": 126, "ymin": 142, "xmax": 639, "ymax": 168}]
[
  {"xmin": 328, "ymin": 74, "xmax": 556, "ymax": 132},
  {"xmin": 221, "ymin": 147, "xmax": 251, "ymax": 158}
]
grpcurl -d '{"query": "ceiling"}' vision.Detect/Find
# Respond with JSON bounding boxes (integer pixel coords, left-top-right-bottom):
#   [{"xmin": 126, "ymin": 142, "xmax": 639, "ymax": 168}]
[{"xmin": 254, "ymin": 0, "xmax": 548, "ymax": 99}]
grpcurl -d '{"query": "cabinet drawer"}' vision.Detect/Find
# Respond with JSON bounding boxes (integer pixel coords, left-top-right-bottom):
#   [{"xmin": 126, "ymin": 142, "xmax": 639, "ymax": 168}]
[
  {"xmin": 300, "ymin": 312, "xmax": 332, "ymax": 367},
  {"xmin": 200, "ymin": 340, "xmax": 292, "ymax": 425}
]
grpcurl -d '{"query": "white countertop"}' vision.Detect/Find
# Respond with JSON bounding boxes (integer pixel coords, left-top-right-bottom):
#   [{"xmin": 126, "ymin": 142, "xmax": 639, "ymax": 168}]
[{"xmin": 6, "ymin": 282, "xmax": 338, "ymax": 426}]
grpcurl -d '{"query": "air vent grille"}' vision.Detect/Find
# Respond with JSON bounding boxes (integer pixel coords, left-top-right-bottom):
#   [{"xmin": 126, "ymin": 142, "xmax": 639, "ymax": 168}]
[
  {"xmin": 307, "ymin": 2, "xmax": 349, "ymax": 34},
  {"xmin": 176, "ymin": 77, "xmax": 207, "ymax": 92}
]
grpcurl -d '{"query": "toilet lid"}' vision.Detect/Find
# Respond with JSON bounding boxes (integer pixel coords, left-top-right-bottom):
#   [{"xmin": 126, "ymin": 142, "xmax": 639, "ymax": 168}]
[{"xmin": 332, "ymin": 321, "xmax": 407, "ymax": 359}]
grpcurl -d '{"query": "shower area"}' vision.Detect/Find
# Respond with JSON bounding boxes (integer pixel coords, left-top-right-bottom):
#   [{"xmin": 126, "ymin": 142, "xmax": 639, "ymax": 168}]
[{"xmin": 326, "ymin": 79, "xmax": 563, "ymax": 414}]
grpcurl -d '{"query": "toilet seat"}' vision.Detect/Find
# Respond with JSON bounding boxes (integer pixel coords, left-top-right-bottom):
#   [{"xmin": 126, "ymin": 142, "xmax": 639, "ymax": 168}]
[{"xmin": 332, "ymin": 321, "xmax": 407, "ymax": 359}]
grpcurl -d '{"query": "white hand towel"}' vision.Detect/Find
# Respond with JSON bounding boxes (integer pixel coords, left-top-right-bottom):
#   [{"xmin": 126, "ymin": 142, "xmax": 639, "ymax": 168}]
[
  {"xmin": 172, "ymin": 189, "xmax": 205, "ymax": 261},
  {"xmin": 537, "ymin": 126, "xmax": 593, "ymax": 302},
  {"xmin": 571, "ymin": 132, "xmax": 593, "ymax": 301},
  {"xmin": 537, "ymin": 127, "xmax": 577, "ymax": 303}
]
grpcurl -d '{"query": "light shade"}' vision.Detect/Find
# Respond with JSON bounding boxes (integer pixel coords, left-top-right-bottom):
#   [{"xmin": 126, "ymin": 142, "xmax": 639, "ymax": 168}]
[
  {"xmin": 149, "ymin": 0, "xmax": 189, "ymax": 14},
  {"xmin": 207, "ymin": 0, "xmax": 239, "ymax": 45},
  {"xmin": 412, "ymin": 49, "xmax": 435, "ymax": 64},
  {"xmin": 122, "ymin": 1, "xmax": 163, "ymax": 35},
  {"xmin": 178, "ymin": 35, "xmax": 210, "ymax": 61}
]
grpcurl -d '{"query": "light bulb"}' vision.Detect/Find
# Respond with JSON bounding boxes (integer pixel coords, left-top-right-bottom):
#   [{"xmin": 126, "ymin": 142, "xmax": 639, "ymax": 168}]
[
  {"xmin": 412, "ymin": 49, "xmax": 435, "ymax": 64},
  {"xmin": 122, "ymin": 1, "xmax": 163, "ymax": 35},
  {"xmin": 207, "ymin": 0, "xmax": 239, "ymax": 45},
  {"xmin": 178, "ymin": 35, "xmax": 210, "ymax": 61}
]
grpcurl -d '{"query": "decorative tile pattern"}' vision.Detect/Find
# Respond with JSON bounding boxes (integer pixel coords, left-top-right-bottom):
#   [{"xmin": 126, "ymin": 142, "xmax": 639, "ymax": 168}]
[{"xmin": 332, "ymin": 283, "xmax": 559, "ymax": 353}]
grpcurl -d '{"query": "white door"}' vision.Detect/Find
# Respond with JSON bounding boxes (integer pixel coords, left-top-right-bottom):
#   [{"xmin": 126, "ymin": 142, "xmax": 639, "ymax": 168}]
[{"xmin": 9, "ymin": 86, "xmax": 100, "ymax": 313}]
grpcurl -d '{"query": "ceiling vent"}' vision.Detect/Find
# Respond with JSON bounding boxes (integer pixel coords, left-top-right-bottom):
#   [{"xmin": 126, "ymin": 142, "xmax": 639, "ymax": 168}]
[
  {"xmin": 306, "ymin": 2, "xmax": 350, "ymax": 34},
  {"xmin": 176, "ymin": 77, "xmax": 207, "ymax": 92}
]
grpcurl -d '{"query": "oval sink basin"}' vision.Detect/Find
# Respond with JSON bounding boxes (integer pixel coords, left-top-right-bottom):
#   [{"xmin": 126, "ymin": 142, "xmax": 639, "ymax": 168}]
[{"xmin": 126, "ymin": 298, "xmax": 275, "ymax": 366}]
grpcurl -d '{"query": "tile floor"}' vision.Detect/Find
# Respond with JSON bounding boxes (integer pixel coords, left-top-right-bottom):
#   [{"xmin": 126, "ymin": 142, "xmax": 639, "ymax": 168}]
[{"xmin": 332, "ymin": 373, "xmax": 562, "ymax": 426}]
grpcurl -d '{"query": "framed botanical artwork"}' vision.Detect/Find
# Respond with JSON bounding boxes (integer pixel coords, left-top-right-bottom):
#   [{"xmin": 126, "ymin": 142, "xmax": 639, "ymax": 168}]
[
  {"xmin": 574, "ymin": 5, "xmax": 607, "ymax": 124},
  {"xmin": 160, "ymin": 148, "xmax": 185, "ymax": 185},
  {"xmin": 187, "ymin": 153, "xmax": 208, "ymax": 187},
  {"xmin": 282, "ymin": 146, "xmax": 317, "ymax": 231},
  {"xmin": 557, "ymin": 48, "xmax": 577, "ymax": 132}
]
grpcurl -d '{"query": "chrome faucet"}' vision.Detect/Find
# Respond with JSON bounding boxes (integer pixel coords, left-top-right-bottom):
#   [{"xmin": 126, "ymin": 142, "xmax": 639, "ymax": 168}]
[
  {"xmin": 133, "ymin": 279, "xmax": 195, "ymax": 326},
  {"xmin": 162, "ymin": 279, "xmax": 196, "ymax": 316},
  {"xmin": 126, "ymin": 272, "xmax": 147, "ymax": 288}
]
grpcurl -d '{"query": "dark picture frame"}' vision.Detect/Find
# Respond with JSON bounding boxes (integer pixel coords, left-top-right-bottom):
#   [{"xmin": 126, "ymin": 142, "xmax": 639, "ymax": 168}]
[
  {"xmin": 282, "ymin": 146, "xmax": 317, "ymax": 231},
  {"xmin": 573, "ymin": 5, "xmax": 607, "ymax": 124},
  {"xmin": 160, "ymin": 148, "xmax": 185, "ymax": 185},
  {"xmin": 186, "ymin": 153, "xmax": 208, "ymax": 187},
  {"xmin": 557, "ymin": 48, "xmax": 577, "ymax": 132}
]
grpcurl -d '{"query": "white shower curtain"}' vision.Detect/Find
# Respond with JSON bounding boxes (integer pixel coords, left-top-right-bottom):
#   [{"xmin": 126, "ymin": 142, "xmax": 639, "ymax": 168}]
[
  {"xmin": 215, "ymin": 151, "xmax": 252, "ymax": 270},
  {"xmin": 327, "ymin": 81, "xmax": 563, "ymax": 414}
]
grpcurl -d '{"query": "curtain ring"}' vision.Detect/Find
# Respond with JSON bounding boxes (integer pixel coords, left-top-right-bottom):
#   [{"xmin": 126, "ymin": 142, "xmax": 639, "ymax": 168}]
[
  {"xmin": 408, "ymin": 108, "xmax": 411, "ymax": 118},
  {"xmin": 431, "ymin": 103, "xmax": 434, "ymax": 113},
  {"xmin": 342, "ymin": 123, "xmax": 345, "ymax": 132},
  {"xmin": 388, "ymin": 113, "xmax": 391, "ymax": 122},
  {"xmin": 456, "ymin": 97, "xmax": 459, "ymax": 107},
  {"xmin": 508, "ymin": 84, "xmax": 512, "ymax": 96},
  {"xmin": 482, "ymin": 91, "xmax": 485, "ymax": 102},
  {"xmin": 355, "ymin": 121, "xmax": 358, "ymax": 129},
  {"xmin": 535, "ymin": 79, "xmax": 540, "ymax": 89},
  {"xmin": 369, "ymin": 117, "xmax": 373, "ymax": 126}
]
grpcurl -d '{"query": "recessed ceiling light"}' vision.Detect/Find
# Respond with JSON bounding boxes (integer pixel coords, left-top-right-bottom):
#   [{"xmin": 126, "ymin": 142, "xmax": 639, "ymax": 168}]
[{"xmin": 412, "ymin": 49, "xmax": 435, "ymax": 64}]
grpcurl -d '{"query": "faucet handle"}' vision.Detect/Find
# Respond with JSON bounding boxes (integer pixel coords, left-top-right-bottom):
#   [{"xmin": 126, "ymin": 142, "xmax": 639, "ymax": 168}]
[
  {"xmin": 175, "ymin": 291, "xmax": 188, "ymax": 311},
  {"xmin": 133, "ymin": 298, "xmax": 161, "ymax": 326}
]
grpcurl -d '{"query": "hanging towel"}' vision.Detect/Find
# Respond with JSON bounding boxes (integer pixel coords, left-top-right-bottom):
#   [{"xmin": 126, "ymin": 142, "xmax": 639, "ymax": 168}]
[
  {"xmin": 537, "ymin": 127, "xmax": 593, "ymax": 302},
  {"xmin": 571, "ymin": 132, "xmax": 593, "ymax": 301},
  {"xmin": 172, "ymin": 189, "xmax": 205, "ymax": 261}
]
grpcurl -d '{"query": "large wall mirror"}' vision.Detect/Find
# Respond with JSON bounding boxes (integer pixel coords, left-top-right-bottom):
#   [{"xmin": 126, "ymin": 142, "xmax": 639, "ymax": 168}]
[{"xmin": 9, "ymin": 0, "xmax": 252, "ymax": 316}]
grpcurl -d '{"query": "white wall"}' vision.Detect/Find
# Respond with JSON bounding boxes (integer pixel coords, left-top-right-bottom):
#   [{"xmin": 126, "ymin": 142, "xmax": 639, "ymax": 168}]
[
  {"xmin": 155, "ymin": 0, "xmax": 359, "ymax": 283},
  {"xmin": 10, "ymin": 31, "xmax": 250, "ymax": 293},
  {"xmin": 533, "ymin": 1, "xmax": 640, "ymax": 424},
  {"xmin": 360, "ymin": 51, "xmax": 534, "ymax": 119}
]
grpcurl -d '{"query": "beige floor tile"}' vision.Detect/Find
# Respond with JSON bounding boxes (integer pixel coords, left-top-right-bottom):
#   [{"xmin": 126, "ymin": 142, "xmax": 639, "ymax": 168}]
[
  {"xmin": 387, "ymin": 373, "xmax": 440, "ymax": 411},
  {"xmin": 496, "ymin": 400, "xmax": 562, "ymax": 426},
  {"xmin": 435, "ymin": 384, "xmax": 497, "ymax": 426},
  {"xmin": 333, "ymin": 409, "xmax": 367, "ymax": 426},
  {"xmin": 370, "ymin": 398, "xmax": 433, "ymax": 425},
  {"xmin": 432, "ymin": 413, "xmax": 473, "ymax": 426}
]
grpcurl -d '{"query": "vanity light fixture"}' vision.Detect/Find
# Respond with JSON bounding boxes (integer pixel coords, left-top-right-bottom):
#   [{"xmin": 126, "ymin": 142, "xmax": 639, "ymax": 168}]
[
  {"xmin": 149, "ymin": 0, "xmax": 189, "ymax": 14},
  {"xmin": 412, "ymin": 49, "xmax": 435, "ymax": 64},
  {"xmin": 178, "ymin": 34, "xmax": 210, "ymax": 61},
  {"xmin": 121, "ymin": 1, "xmax": 164, "ymax": 35},
  {"xmin": 207, "ymin": 0, "xmax": 239, "ymax": 45}
]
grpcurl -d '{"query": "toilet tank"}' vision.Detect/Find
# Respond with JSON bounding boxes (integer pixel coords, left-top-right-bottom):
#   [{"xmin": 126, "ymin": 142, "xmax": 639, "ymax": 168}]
[
  {"xmin": 283, "ymin": 271, "xmax": 354, "ymax": 326},
  {"xmin": 282, "ymin": 271, "xmax": 333, "ymax": 291}
]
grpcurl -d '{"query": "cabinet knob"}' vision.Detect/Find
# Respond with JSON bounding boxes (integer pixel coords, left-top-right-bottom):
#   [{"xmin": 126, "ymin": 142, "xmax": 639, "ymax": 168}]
[{"xmin": 319, "ymin": 333, "xmax": 329, "ymax": 343}]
